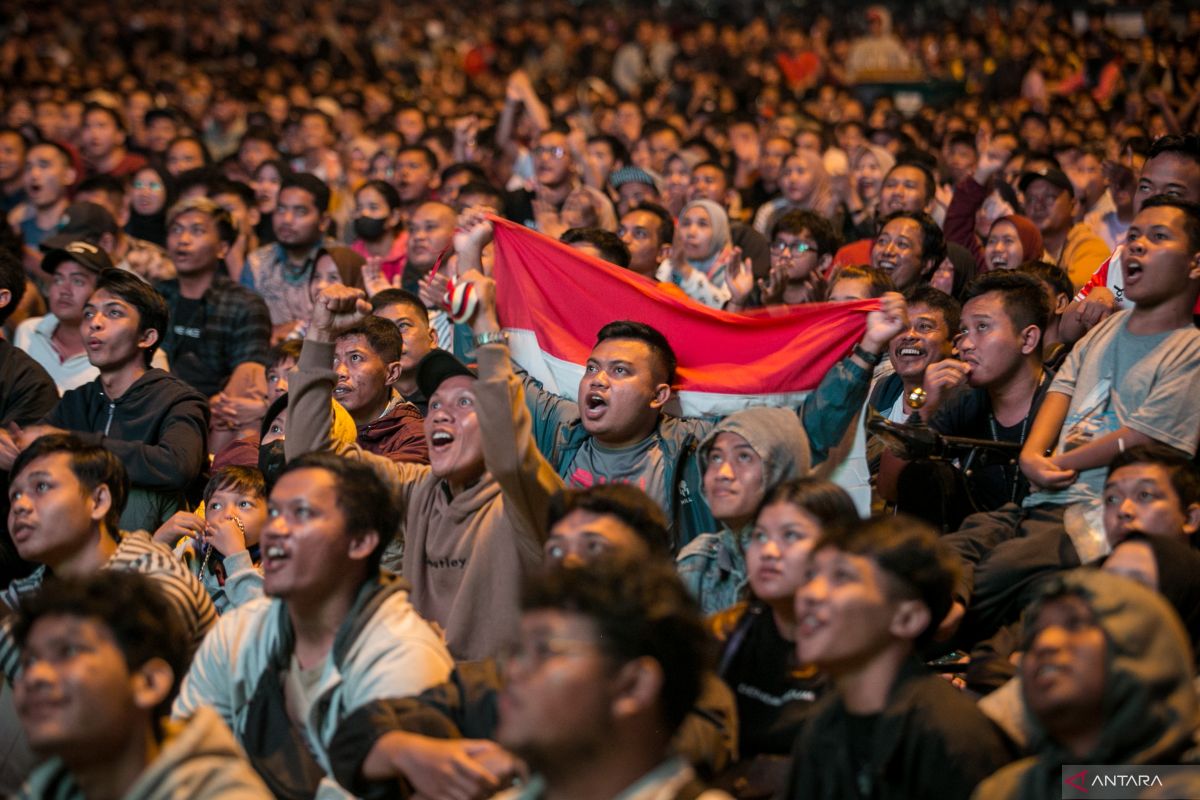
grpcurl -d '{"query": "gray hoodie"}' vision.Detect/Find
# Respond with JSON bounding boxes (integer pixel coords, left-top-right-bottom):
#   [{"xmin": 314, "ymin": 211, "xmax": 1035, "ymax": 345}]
[
  {"xmin": 19, "ymin": 706, "xmax": 271, "ymax": 800},
  {"xmin": 676, "ymin": 407, "xmax": 812, "ymax": 615}
]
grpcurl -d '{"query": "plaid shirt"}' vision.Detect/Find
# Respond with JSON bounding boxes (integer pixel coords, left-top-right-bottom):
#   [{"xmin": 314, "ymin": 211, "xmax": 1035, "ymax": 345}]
[{"xmin": 156, "ymin": 273, "xmax": 271, "ymax": 397}]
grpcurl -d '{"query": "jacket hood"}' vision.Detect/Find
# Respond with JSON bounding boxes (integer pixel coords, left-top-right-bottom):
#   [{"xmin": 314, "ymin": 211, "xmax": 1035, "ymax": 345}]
[
  {"xmin": 699, "ymin": 407, "xmax": 812, "ymax": 503},
  {"xmin": 1020, "ymin": 569, "xmax": 1197, "ymax": 765},
  {"xmin": 105, "ymin": 368, "xmax": 207, "ymax": 407}
]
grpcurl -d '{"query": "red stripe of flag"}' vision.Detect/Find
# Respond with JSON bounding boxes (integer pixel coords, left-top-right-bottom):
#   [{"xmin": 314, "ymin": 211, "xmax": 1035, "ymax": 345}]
[{"xmin": 488, "ymin": 215, "xmax": 877, "ymax": 395}]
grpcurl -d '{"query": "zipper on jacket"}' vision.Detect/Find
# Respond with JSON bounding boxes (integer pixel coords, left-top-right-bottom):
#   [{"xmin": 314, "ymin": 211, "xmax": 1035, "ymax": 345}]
[{"xmin": 103, "ymin": 402, "xmax": 116, "ymax": 435}]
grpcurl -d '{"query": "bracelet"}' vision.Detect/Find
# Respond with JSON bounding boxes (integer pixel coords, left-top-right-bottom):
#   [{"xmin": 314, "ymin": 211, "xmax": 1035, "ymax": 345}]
[
  {"xmin": 474, "ymin": 330, "xmax": 508, "ymax": 347},
  {"xmin": 853, "ymin": 343, "xmax": 882, "ymax": 366}
]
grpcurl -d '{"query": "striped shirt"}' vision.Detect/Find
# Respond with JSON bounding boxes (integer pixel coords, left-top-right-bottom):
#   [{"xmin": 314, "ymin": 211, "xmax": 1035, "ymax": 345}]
[{"xmin": 0, "ymin": 531, "xmax": 217, "ymax": 680}]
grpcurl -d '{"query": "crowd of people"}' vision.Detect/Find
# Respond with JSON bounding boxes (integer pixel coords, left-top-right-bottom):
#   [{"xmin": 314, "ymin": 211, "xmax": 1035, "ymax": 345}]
[{"xmin": 1, "ymin": 0, "xmax": 1200, "ymax": 798}]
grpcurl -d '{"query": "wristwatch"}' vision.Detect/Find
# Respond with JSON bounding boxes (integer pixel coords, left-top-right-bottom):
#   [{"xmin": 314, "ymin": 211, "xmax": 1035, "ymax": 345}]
[
  {"xmin": 853, "ymin": 343, "xmax": 882, "ymax": 366},
  {"xmin": 474, "ymin": 330, "xmax": 508, "ymax": 347}
]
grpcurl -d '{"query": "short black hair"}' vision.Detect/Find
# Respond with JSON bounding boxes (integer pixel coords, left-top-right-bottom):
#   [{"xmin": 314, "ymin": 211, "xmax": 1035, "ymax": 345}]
[
  {"xmin": 277, "ymin": 451, "xmax": 396, "ymax": 575},
  {"xmin": 628, "ymin": 202, "xmax": 674, "ymax": 246},
  {"xmin": 0, "ymin": 246, "xmax": 26, "ymax": 326},
  {"xmin": 961, "ymin": 270, "xmax": 1050, "ymax": 350},
  {"xmin": 878, "ymin": 209, "xmax": 946, "ymax": 269},
  {"xmin": 280, "ymin": 173, "xmax": 331, "ymax": 214},
  {"xmin": 356, "ymin": 179, "xmax": 402, "ymax": 212},
  {"xmin": 336, "ymin": 314, "xmax": 405, "ymax": 364},
  {"xmin": 906, "ymin": 285, "xmax": 961, "ymax": 336},
  {"xmin": 1146, "ymin": 134, "xmax": 1200, "ymax": 169},
  {"xmin": 11, "ymin": 433, "xmax": 129, "ymax": 534},
  {"xmin": 82, "ymin": 102, "xmax": 125, "ymax": 133},
  {"xmin": 771, "ymin": 209, "xmax": 842, "ymax": 256},
  {"xmin": 828, "ymin": 264, "xmax": 896, "ymax": 298},
  {"xmin": 1108, "ymin": 443, "xmax": 1200, "ymax": 511},
  {"xmin": 944, "ymin": 130, "xmax": 977, "ymax": 153},
  {"xmin": 267, "ymin": 339, "xmax": 303, "ymax": 369},
  {"xmin": 93, "ymin": 269, "xmax": 169, "ymax": 365},
  {"xmin": 440, "ymin": 161, "xmax": 488, "ymax": 186},
  {"xmin": 397, "ymin": 144, "xmax": 438, "ymax": 173},
  {"xmin": 680, "ymin": 137, "xmax": 721, "ymax": 164},
  {"xmin": 166, "ymin": 135, "xmax": 212, "ymax": 167},
  {"xmin": 561, "ymin": 228, "xmax": 631, "ymax": 268},
  {"xmin": 203, "ymin": 465, "xmax": 266, "ymax": 506},
  {"xmin": 371, "ymin": 288, "xmax": 429, "ymax": 324},
  {"xmin": 595, "ymin": 320, "xmax": 677, "ymax": 386},
  {"xmin": 1138, "ymin": 195, "xmax": 1200, "ymax": 253},
  {"xmin": 520, "ymin": 558, "xmax": 711, "ymax": 733},
  {"xmin": 586, "ymin": 134, "xmax": 629, "ymax": 167},
  {"xmin": 456, "ymin": 181, "xmax": 506, "ymax": 214},
  {"xmin": 76, "ymin": 174, "xmax": 126, "ymax": 201},
  {"xmin": 884, "ymin": 161, "xmax": 937, "ymax": 206},
  {"xmin": 13, "ymin": 571, "xmax": 191, "ymax": 722},
  {"xmin": 814, "ymin": 515, "xmax": 959, "ymax": 648},
  {"xmin": 1018, "ymin": 260, "xmax": 1073, "ymax": 303},
  {"xmin": 209, "ymin": 178, "xmax": 256, "ymax": 211},
  {"xmin": 692, "ymin": 160, "xmax": 731, "ymax": 186},
  {"xmin": 548, "ymin": 484, "xmax": 671, "ymax": 557}
]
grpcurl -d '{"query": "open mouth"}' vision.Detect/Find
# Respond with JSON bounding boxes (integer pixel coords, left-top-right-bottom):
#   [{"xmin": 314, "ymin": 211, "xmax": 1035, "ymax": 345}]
[
  {"xmin": 1124, "ymin": 258, "xmax": 1143, "ymax": 281},
  {"xmin": 263, "ymin": 544, "xmax": 290, "ymax": 571},
  {"xmin": 583, "ymin": 393, "xmax": 608, "ymax": 419},
  {"xmin": 796, "ymin": 612, "xmax": 825, "ymax": 638},
  {"xmin": 430, "ymin": 430, "xmax": 456, "ymax": 450},
  {"xmin": 990, "ymin": 255, "xmax": 1009, "ymax": 269},
  {"xmin": 895, "ymin": 345, "xmax": 925, "ymax": 359}
]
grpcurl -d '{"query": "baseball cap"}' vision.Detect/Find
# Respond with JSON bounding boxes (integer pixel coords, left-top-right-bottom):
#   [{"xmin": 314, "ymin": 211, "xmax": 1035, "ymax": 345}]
[
  {"xmin": 41, "ymin": 201, "xmax": 119, "ymax": 251},
  {"xmin": 42, "ymin": 241, "xmax": 115, "ymax": 275},
  {"xmin": 416, "ymin": 350, "xmax": 477, "ymax": 400},
  {"xmin": 1018, "ymin": 167, "xmax": 1073, "ymax": 195}
]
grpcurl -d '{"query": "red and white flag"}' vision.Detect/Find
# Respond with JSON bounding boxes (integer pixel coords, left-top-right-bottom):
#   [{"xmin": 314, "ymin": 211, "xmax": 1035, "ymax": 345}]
[{"xmin": 488, "ymin": 216, "xmax": 879, "ymax": 509}]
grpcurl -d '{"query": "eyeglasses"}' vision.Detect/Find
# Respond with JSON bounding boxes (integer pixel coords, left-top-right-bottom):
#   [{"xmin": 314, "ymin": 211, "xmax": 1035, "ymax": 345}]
[
  {"xmin": 770, "ymin": 241, "xmax": 816, "ymax": 258},
  {"xmin": 497, "ymin": 637, "xmax": 597, "ymax": 672},
  {"xmin": 533, "ymin": 145, "xmax": 567, "ymax": 159}
]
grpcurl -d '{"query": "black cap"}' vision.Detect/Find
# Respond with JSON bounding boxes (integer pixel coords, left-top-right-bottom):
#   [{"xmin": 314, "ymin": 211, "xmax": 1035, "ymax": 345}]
[
  {"xmin": 41, "ymin": 241, "xmax": 115, "ymax": 275},
  {"xmin": 41, "ymin": 201, "xmax": 119, "ymax": 251},
  {"xmin": 1018, "ymin": 167, "xmax": 1073, "ymax": 195},
  {"xmin": 416, "ymin": 350, "xmax": 476, "ymax": 400}
]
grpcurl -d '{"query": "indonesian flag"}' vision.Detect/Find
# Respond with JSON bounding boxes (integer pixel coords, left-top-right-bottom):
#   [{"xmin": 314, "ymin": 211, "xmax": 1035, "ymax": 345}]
[
  {"xmin": 487, "ymin": 216, "xmax": 879, "ymax": 510},
  {"xmin": 490, "ymin": 216, "xmax": 875, "ymax": 416}
]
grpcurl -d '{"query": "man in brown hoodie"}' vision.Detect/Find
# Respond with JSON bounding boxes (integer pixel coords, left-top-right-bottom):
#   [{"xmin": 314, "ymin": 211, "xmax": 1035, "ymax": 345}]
[{"xmin": 285, "ymin": 280, "xmax": 564, "ymax": 661}]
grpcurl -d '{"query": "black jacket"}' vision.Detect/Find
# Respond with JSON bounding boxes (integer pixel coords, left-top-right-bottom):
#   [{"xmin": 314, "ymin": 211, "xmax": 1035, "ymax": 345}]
[
  {"xmin": 782, "ymin": 656, "xmax": 1012, "ymax": 800},
  {"xmin": 46, "ymin": 368, "xmax": 209, "ymax": 491}
]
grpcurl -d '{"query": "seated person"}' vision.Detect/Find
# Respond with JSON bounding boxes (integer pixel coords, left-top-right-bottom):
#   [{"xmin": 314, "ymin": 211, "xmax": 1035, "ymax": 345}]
[
  {"xmin": 896, "ymin": 272, "xmax": 1054, "ymax": 528},
  {"xmin": 1017, "ymin": 260, "xmax": 1073, "ymax": 369},
  {"xmin": 172, "ymin": 452, "xmax": 454, "ymax": 798},
  {"xmin": 974, "ymin": 570, "xmax": 1196, "ymax": 798},
  {"xmin": 943, "ymin": 197, "xmax": 1200, "ymax": 648},
  {"xmin": 0, "ymin": 434, "xmax": 216, "ymax": 792},
  {"xmin": 15, "ymin": 270, "xmax": 209, "ymax": 531},
  {"xmin": 492, "ymin": 559, "xmax": 731, "ymax": 799},
  {"xmin": 455, "ymin": 211, "xmax": 906, "ymax": 547},
  {"xmin": 328, "ymin": 484, "xmax": 739, "ymax": 797},
  {"xmin": 787, "ymin": 515, "xmax": 1011, "ymax": 800},
  {"xmin": 285, "ymin": 281, "xmax": 564, "ymax": 660},
  {"xmin": 153, "ymin": 465, "xmax": 268, "ymax": 614},
  {"xmin": 12, "ymin": 572, "xmax": 271, "ymax": 798},
  {"xmin": 709, "ymin": 479, "xmax": 859, "ymax": 774},
  {"xmin": 1104, "ymin": 534, "xmax": 1200, "ymax": 666},
  {"xmin": 826, "ymin": 263, "xmax": 896, "ymax": 303},
  {"xmin": 1103, "ymin": 442, "xmax": 1200, "ymax": 549},
  {"xmin": 676, "ymin": 407, "xmax": 816, "ymax": 615},
  {"xmin": 728, "ymin": 209, "xmax": 841, "ymax": 310},
  {"xmin": 12, "ymin": 241, "xmax": 112, "ymax": 393},
  {"xmin": 868, "ymin": 286, "xmax": 959, "ymax": 424},
  {"xmin": 869, "ymin": 211, "xmax": 947, "ymax": 295},
  {"xmin": 370, "ymin": 288, "xmax": 438, "ymax": 415},
  {"xmin": 332, "ymin": 315, "xmax": 427, "ymax": 464}
]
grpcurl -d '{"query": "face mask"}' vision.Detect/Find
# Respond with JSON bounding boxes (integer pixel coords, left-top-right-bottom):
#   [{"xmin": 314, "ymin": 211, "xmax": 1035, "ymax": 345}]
[
  {"xmin": 257, "ymin": 440, "xmax": 288, "ymax": 487},
  {"xmin": 353, "ymin": 215, "xmax": 388, "ymax": 241}
]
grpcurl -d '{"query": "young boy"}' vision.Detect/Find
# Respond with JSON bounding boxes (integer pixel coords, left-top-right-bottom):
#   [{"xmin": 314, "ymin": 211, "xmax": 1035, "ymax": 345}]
[
  {"xmin": 12, "ymin": 572, "xmax": 271, "ymax": 798},
  {"xmin": 944, "ymin": 197, "xmax": 1200, "ymax": 646},
  {"xmin": 788, "ymin": 515, "xmax": 1011, "ymax": 800},
  {"xmin": 15, "ymin": 269, "xmax": 210, "ymax": 532},
  {"xmin": 154, "ymin": 466, "xmax": 267, "ymax": 614},
  {"xmin": 1102, "ymin": 443, "xmax": 1200, "ymax": 548}
]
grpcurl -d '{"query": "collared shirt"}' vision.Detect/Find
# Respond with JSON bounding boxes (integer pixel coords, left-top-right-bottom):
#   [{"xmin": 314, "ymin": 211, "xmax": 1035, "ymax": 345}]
[
  {"xmin": 156, "ymin": 273, "xmax": 272, "ymax": 397},
  {"xmin": 242, "ymin": 240, "xmax": 329, "ymax": 325},
  {"xmin": 13, "ymin": 313, "xmax": 97, "ymax": 393}
]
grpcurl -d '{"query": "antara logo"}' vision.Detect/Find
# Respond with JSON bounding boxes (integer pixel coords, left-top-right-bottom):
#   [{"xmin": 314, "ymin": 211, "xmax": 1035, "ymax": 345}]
[
  {"xmin": 1064, "ymin": 770, "xmax": 1088, "ymax": 792},
  {"xmin": 1091, "ymin": 774, "xmax": 1164, "ymax": 788}
]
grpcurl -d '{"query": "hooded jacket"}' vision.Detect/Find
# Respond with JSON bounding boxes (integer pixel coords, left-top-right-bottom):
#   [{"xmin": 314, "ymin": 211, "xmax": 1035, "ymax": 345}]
[
  {"xmin": 356, "ymin": 396, "xmax": 428, "ymax": 464},
  {"xmin": 973, "ymin": 570, "xmax": 1198, "ymax": 800},
  {"xmin": 676, "ymin": 407, "xmax": 813, "ymax": 615},
  {"xmin": 18, "ymin": 707, "xmax": 272, "ymax": 800},
  {"xmin": 45, "ymin": 369, "xmax": 209, "ymax": 530}
]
